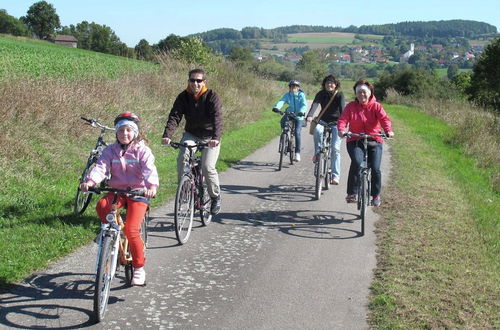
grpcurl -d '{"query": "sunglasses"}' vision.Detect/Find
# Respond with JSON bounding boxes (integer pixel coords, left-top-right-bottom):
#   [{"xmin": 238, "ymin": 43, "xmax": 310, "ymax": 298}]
[{"xmin": 189, "ymin": 78, "xmax": 205, "ymax": 83}]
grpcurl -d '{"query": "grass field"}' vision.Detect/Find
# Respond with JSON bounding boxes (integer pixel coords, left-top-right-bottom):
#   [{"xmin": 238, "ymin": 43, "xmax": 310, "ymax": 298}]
[
  {"xmin": 370, "ymin": 104, "xmax": 499, "ymax": 328},
  {"xmin": 0, "ymin": 34, "xmax": 158, "ymax": 80}
]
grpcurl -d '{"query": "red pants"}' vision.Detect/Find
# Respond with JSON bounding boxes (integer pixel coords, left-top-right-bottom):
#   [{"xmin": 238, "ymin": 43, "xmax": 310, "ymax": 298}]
[{"xmin": 96, "ymin": 192, "xmax": 148, "ymax": 268}]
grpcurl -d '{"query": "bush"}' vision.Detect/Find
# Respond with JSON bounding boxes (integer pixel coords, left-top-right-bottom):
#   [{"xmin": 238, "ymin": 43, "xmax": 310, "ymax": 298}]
[{"xmin": 375, "ymin": 67, "xmax": 450, "ymax": 101}]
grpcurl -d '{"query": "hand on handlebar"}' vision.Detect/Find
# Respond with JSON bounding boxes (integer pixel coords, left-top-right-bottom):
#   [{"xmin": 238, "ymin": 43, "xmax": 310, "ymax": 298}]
[
  {"xmin": 272, "ymin": 107, "xmax": 279, "ymax": 113},
  {"xmin": 208, "ymin": 139, "xmax": 219, "ymax": 148},
  {"xmin": 161, "ymin": 137, "xmax": 171, "ymax": 146},
  {"xmin": 79, "ymin": 181, "xmax": 94, "ymax": 192}
]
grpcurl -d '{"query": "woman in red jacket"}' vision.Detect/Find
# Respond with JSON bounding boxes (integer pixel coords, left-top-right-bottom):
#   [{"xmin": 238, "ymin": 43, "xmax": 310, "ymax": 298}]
[{"xmin": 337, "ymin": 80, "xmax": 394, "ymax": 207}]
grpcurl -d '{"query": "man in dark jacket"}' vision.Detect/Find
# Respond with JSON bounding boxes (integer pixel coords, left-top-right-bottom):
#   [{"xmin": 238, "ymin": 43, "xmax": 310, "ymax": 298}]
[{"xmin": 162, "ymin": 68, "xmax": 223, "ymax": 215}]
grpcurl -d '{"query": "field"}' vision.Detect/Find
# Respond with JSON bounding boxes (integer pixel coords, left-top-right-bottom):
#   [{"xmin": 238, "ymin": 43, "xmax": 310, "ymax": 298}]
[
  {"xmin": 261, "ymin": 32, "xmax": 384, "ymax": 51},
  {"xmin": 0, "ymin": 34, "xmax": 158, "ymax": 80}
]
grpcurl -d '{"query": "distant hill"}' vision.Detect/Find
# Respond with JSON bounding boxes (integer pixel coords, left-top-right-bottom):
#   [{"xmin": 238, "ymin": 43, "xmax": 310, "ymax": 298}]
[{"xmin": 191, "ymin": 20, "xmax": 498, "ymax": 55}]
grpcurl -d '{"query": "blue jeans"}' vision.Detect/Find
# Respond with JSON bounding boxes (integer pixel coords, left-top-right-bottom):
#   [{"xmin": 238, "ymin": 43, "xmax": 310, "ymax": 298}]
[
  {"xmin": 346, "ymin": 140, "xmax": 383, "ymax": 197},
  {"xmin": 280, "ymin": 115, "xmax": 302, "ymax": 153},
  {"xmin": 313, "ymin": 123, "xmax": 341, "ymax": 180}
]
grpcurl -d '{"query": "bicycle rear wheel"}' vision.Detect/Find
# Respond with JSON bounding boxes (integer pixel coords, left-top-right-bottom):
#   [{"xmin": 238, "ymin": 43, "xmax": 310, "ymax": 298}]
[
  {"xmin": 174, "ymin": 175, "xmax": 194, "ymax": 244},
  {"xmin": 289, "ymin": 131, "xmax": 295, "ymax": 165},
  {"xmin": 94, "ymin": 235, "xmax": 114, "ymax": 323},
  {"xmin": 324, "ymin": 148, "xmax": 331, "ymax": 190},
  {"xmin": 141, "ymin": 209, "xmax": 150, "ymax": 248},
  {"xmin": 314, "ymin": 152, "xmax": 323, "ymax": 200},
  {"xmin": 360, "ymin": 172, "xmax": 369, "ymax": 236},
  {"xmin": 74, "ymin": 160, "xmax": 96, "ymax": 214},
  {"xmin": 278, "ymin": 133, "xmax": 286, "ymax": 171},
  {"xmin": 199, "ymin": 176, "xmax": 212, "ymax": 226}
]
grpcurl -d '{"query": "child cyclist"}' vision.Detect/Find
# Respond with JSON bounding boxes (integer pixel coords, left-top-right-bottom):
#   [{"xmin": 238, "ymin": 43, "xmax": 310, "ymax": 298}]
[
  {"xmin": 79, "ymin": 112, "xmax": 159, "ymax": 286},
  {"xmin": 272, "ymin": 80, "xmax": 307, "ymax": 162}
]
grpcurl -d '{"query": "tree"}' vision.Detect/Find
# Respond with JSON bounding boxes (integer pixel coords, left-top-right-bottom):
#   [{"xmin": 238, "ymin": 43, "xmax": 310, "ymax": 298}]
[
  {"xmin": 0, "ymin": 9, "xmax": 29, "ymax": 36},
  {"xmin": 155, "ymin": 34, "xmax": 185, "ymax": 53},
  {"xmin": 447, "ymin": 63, "xmax": 459, "ymax": 80},
  {"xmin": 21, "ymin": 1, "xmax": 60, "ymax": 40},
  {"xmin": 467, "ymin": 38, "xmax": 500, "ymax": 111},
  {"xmin": 228, "ymin": 46, "xmax": 253, "ymax": 66},
  {"xmin": 135, "ymin": 39, "xmax": 154, "ymax": 61}
]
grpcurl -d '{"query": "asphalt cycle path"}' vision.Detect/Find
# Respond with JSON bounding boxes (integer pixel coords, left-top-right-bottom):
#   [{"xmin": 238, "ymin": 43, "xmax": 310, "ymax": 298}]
[{"xmin": 0, "ymin": 122, "xmax": 392, "ymax": 329}]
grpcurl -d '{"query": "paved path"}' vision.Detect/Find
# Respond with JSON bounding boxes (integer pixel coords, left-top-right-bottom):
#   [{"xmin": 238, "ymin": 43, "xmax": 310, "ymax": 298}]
[{"xmin": 0, "ymin": 124, "xmax": 391, "ymax": 329}]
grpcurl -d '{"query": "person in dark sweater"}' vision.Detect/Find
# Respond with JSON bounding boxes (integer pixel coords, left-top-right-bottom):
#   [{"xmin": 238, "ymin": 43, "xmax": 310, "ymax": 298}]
[
  {"xmin": 162, "ymin": 68, "xmax": 223, "ymax": 215},
  {"xmin": 306, "ymin": 75, "xmax": 345, "ymax": 185}
]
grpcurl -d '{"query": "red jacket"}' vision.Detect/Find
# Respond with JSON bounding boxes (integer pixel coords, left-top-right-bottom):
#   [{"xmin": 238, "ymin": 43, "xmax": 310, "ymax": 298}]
[{"xmin": 337, "ymin": 96, "xmax": 392, "ymax": 143}]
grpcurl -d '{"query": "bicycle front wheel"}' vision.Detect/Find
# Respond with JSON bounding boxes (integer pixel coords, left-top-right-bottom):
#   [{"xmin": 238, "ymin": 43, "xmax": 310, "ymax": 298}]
[
  {"xmin": 288, "ymin": 131, "xmax": 295, "ymax": 165},
  {"xmin": 278, "ymin": 133, "xmax": 286, "ymax": 171},
  {"xmin": 314, "ymin": 152, "xmax": 323, "ymax": 200},
  {"xmin": 94, "ymin": 234, "xmax": 114, "ymax": 323},
  {"xmin": 199, "ymin": 176, "xmax": 212, "ymax": 226},
  {"xmin": 174, "ymin": 175, "xmax": 195, "ymax": 244},
  {"xmin": 74, "ymin": 161, "xmax": 95, "ymax": 214}
]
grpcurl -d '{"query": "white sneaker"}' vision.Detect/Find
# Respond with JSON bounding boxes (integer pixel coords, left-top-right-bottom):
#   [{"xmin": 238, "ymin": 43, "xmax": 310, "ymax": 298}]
[
  {"xmin": 295, "ymin": 153, "xmax": 301, "ymax": 162},
  {"xmin": 132, "ymin": 267, "xmax": 146, "ymax": 286}
]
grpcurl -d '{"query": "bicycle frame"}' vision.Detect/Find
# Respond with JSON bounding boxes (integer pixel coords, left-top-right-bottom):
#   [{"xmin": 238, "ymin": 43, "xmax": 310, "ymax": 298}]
[
  {"xmin": 169, "ymin": 141, "xmax": 212, "ymax": 244},
  {"xmin": 345, "ymin": 132, "xmax": 386, "ymax": 236},
  {"xmin": 275, "ymin": 110, "xmax": 302, "ymax": 170}
]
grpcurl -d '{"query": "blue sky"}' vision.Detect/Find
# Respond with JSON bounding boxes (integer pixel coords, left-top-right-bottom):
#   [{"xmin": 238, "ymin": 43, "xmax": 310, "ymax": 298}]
[{"xmin": 2, "ymin": 0, "xmax": 499, "ymax": 47}]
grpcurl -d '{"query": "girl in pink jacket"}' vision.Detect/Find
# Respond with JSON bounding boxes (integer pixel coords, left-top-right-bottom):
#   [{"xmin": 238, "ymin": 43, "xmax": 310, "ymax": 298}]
[
  {"xmin": 337, "ymin": 80, "xmax": 394, "ymax": 207},
  {"xmin": 80, "ymin": 112, "xmax": 159, "ymax": 286}
]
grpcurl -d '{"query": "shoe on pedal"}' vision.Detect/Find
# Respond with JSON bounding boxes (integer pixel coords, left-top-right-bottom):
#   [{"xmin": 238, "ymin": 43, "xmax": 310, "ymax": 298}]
[
  {"xmin": 295, "ymin": 153, "xmax": 301, "ymax": 162},
  {"xmin": 346, "ymin": 194, "xmax": 357, "ymax": 203},
  {"xmin": 210, "ymin": 195, "xmax": 221, "ymax": 215},
  {"xmin": 330, "ymin": 177, "xmax": 339, "ymax": 185},
  {"xmin": 371, "ymin": 195, "xmax": 381, "ymax": 207},
  {"xmin": 132, "ymin": 267, "xmax": 146, "ymax": 286}
]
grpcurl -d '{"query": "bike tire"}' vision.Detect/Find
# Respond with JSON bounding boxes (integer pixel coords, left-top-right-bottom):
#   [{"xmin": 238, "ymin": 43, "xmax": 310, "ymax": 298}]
[
  {"xmin": 74, "ymin": 160, "xmax": 96, "ymax": 214},
  {"xmin": 141, "ymin": 209, "xmax": 150, "ymax": 248},
  {"xmin": 289, "ymin": 131, "xmax": 295, "ymax": 165},
  {"xmin": 199, "ymin": 176, "xmax": 212, "ymax": 226},
  {"xmin": 324, "ymin": 148, "xmax": 331, "ymax": 190},
  {"xmin": 94, "ymin": 234, "xmax": 114, "ymax": 323},
  {"xmin": 174, "ymin": 175, "xmax": 194, "ymax": 245},
  {"xmin": 278, "ymin": 133, "xmax": 286, "ymax": 171},
  {"xmin": 360, "ymin": 172, "xmax": 369, "ymax": 236},
  {"xmin": 315, "ymin": 152, "xmax": 323, "ymax": 200}
]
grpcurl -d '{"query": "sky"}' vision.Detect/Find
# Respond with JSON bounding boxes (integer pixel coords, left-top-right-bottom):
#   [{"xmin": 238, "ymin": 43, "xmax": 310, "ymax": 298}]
[{"xmin": 2, "ymin": 0, "xmax": 499, "ymax": 47}]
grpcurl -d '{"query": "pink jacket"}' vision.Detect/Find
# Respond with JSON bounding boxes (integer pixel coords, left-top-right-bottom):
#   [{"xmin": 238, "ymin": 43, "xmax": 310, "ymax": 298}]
[
  {"xmin": 87, "ymin": 140, "xmax": 159, "ymax": 190},
  {"xmin": 337, "ymin": 96, "xmax": 392, "ymax": 143}
]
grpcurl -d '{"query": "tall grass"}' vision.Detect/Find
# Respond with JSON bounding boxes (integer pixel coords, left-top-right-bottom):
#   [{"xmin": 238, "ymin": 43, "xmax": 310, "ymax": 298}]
[
  {"xmin": 385, "ymin": 89, "xmax": 500, "ymax": 192},
  {"xmin": 0, "ymin": 41, "xmax": 283, "ymax": 286}
]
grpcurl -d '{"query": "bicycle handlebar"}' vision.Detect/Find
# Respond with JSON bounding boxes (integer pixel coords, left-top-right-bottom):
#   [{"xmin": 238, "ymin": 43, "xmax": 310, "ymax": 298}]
[
  {"xmin": 88, "ymin": 186, "xmax": 145, "ymax": 196},
  {"xmin": 272, "ymin": 109, "xmax": 304, "ymax": 119},
  {"xmin": 80, "ymin": 117, "xmax": 115, "ymax": 131},
  {"xmin": 345, "ymin": 132, "xmax": 390, "ymax": 139},
  {"xmin": 168, "ymin": 141, "xmax": 209, "ymax": 150}
]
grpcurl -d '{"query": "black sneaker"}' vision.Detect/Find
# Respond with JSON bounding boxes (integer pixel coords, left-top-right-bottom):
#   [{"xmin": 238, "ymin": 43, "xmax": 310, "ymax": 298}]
[{"xmin": 210, "ymin": 195, "xmax": 221, "ymax": 215}]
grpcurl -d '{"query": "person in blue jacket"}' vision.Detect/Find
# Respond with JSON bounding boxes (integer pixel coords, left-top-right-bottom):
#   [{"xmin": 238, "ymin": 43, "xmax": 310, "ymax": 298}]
[{"xmin": 272, "ymin": 80, "xmax": 307, "ymax": 162}]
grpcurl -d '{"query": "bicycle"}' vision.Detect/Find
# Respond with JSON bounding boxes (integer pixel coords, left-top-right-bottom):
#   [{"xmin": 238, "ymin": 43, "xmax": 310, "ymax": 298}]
[
  {"xmin": 169, "ymin": 141, "xmax": 213, "ymax": 245},
  {"xmin": 74, "ymin": 117, "xmax": 114, "ymax": 214},
  {"xmin": 313, "ymin": 120, "xmax": 333, "ymax": 200},
  {"xmin": 89, "ymin": 186, "xmax": 149, "ymax": 323},
  {"xmin": 345, "ymin": 132, "xmax": 387, "ymax": 236},
  {"xmin": 274, "ymin": 110, "xmax": 302, "ymax": 171}
]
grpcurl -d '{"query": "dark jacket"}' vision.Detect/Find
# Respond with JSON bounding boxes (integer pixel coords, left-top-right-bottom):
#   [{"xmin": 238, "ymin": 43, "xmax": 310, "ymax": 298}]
[
  {"xmin": 162, "ymin": 89, "xmax": 223, "ymax": 140},
  {"xmin": 310, "ymin": 90, "xmax": 345, "ymax": 124}
]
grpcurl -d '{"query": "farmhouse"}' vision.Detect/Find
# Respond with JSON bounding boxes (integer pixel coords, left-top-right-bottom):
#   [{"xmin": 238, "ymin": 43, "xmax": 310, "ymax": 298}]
[{"xmin": 54, "ymin": 35, "xmax": 78, "ymax": 48}]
